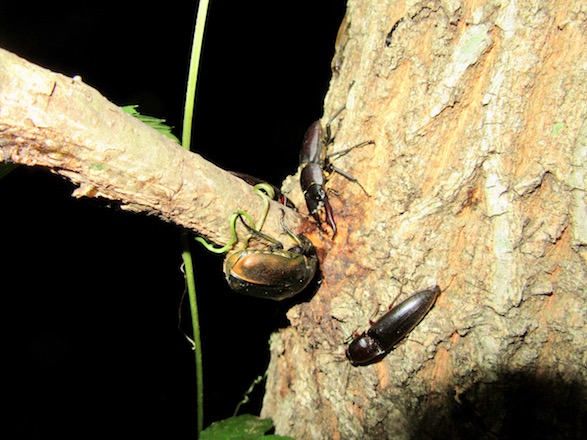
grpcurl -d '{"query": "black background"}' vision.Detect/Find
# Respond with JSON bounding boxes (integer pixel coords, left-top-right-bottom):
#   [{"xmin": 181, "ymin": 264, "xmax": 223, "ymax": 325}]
[{"xmin": 1, "ymin": 1, "xmax": 345, "ymax": 437}]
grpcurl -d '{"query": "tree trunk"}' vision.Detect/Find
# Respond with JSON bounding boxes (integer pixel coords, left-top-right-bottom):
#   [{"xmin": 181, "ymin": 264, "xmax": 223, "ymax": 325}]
[{"xmin": 261, "ymin": 0, "xmax": 587, "ymax": 438}]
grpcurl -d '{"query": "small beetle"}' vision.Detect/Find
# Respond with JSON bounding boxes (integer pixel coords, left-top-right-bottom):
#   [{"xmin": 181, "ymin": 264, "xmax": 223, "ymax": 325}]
[
  {"xmin": 299, "ymin": 120, "xmax": 336, "ymax": 235},
  {"xmin": 346, "ymin": 286, "xmax": 440, "ymax": 366},
  {"xmin": 223, "ymin": 214, "xmax": 317, "ymax": 300},
  {"xmin": 230, "ymin": 171, "xmax": 297, "ymax": 210},
  {"xmin": 299, "ymin": 106, "xmax": 373, "ymax": 236}
]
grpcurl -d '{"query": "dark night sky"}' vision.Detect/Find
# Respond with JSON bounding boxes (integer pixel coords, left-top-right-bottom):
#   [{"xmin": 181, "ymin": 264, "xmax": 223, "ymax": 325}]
[{"xmin": 1, "ymin": 1, "xmax": 346, "ymax": 437}]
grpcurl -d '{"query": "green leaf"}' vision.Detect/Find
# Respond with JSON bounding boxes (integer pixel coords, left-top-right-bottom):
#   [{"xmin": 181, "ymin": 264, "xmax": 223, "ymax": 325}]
[
  {"xmin": 121, "ymin": 105, "xmax": 180, "ymax": 142},
  {"xmin": 0, "ymin": 163, "xmax": 19, "ymax": 179},
  {"xmin": 200, "ymin": 415, "xmax": 293, "ymax": 440}
]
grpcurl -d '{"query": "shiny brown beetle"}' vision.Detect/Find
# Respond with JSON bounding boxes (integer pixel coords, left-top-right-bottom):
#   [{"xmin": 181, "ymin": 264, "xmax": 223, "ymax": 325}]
[
  {"xmin": 346, "ymin": 286, "xmax": 440, "ymax": 366},
  {"xmin": 223, "ymin": 214, "xmax": 317, "ymax": 300}
]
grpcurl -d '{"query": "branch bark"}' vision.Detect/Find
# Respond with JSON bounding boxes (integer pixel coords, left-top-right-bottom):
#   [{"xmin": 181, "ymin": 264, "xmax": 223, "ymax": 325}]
[
  {"xmin": 261, "ymin": 0, "xmax": 587, "ymax": 438},
  {"xmin": 0, "ymin": 47, "xmax": 307, "ymax": 248}
]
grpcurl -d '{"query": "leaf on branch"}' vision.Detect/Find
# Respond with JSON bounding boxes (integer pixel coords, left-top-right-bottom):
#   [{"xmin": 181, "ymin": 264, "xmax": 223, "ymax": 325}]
[{"xmin": 121, "ymin": 105, "xmax": 180, "ymax": 142}]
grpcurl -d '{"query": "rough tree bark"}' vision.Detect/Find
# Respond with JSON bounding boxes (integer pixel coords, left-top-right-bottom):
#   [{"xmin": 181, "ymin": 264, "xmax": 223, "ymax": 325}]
[
  {"xmin": 2, "ymin": 0, "xmax": 587, "ymax": 437},
  {"xmin": 261, "ymin": 0, "xmax": 587, "ymax": 439},
  {"xmin": 0, "ymin": 48, "xmax": 309, "ymax": 250}
]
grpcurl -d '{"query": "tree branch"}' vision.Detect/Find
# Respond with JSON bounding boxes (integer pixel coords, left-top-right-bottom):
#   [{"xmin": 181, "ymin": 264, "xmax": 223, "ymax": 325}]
[{"xmin": 0, "ymin": 48, "xmax": 306, "ymax": 247}]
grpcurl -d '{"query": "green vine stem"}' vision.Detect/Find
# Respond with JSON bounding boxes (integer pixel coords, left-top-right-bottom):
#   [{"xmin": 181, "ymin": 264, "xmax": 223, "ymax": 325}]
[
  {"xmin": 194, "ymin": 184, "xmax": 274, "ymax": 253},
  {"xmin": 180, "ymin": 2, "xmax": 275, "ymax": 434},
  {"xmin": 180, "ymin": 0, "xmax": 210, "ymax": 435}
]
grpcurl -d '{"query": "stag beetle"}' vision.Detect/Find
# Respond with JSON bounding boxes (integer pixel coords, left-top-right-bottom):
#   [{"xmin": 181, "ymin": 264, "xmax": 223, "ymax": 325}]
[
  {"xmin": 231, "ymin": 171, "xmax": 296, "ymax": 210},
  {"xmin": 223, "ymin": 212, "xmax": 317, "ymax": 300},
  {"xmin": 346, "ymin": 286, "xmax": 440, "ymax": 366},
  {"xmin": 300, "ymin": 106, "xmax": 373, "ymax": 236}
]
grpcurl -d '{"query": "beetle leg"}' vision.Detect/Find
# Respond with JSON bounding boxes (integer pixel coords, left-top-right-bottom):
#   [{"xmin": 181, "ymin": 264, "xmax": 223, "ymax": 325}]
[
  {"xmin": 325, "ymin": 104, "xmax": 346, "ymax": 144},
  {"xmin": 326, "ymin": 140, "xmax": 374, "ymax": 196},
  {"xmin": 278, "ymin": 210, "xmax": 298, "ymax": 243},
  {"xmin": 236, "ymin": 214, "xmax": 283, "ymax": 250},
  {"xmin": 326, "ymin": 140, "xmax": 374, "ymax": 161},
  {"xmin": 328, "ymin": 165, "xmax": 371, "ymax": 197}
]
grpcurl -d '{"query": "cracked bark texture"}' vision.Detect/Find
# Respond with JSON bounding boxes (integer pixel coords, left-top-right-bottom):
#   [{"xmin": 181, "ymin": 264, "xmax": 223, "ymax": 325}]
[
  {"xmin": 262, "ymin": 0, "xmax": 587, "ymax": 438},
  {"xmin": 0, "ymin": 47, "xmax": 306, "ymax": 249}
]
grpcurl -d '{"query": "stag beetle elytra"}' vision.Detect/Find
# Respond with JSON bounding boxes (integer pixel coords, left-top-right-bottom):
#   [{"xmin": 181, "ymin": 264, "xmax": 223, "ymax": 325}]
[
  {"xmin": 223, "ymin": 212, "xmax": 317, "ymax": 301},
  {"xmin": 299, "ymin": 106, "xmax": 373, "ymax": 237},
  {"xmin": 346, "ymin": 286, "xmax": 440, "ymax": 366}
]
